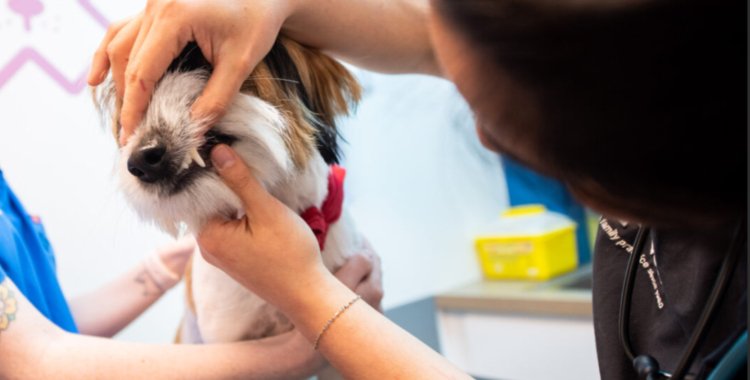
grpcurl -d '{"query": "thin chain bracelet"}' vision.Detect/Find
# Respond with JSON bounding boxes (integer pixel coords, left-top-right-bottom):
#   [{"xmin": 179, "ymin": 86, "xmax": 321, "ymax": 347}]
[{"xmin": 313, "ymin": 294, "xmax": 362, "ymax": 350}]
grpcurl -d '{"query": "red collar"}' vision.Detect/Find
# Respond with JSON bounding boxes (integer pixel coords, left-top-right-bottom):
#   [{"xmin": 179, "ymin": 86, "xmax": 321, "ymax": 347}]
[{"xmin": 300, "ymin": 165, "xmax": 346, "ymax": 250}]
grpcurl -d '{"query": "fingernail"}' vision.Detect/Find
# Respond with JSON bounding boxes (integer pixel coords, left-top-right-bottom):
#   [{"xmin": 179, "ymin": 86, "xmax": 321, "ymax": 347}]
[{"xmin": 211, "ymin": 145, "xmax": 236, "ymax": 170}]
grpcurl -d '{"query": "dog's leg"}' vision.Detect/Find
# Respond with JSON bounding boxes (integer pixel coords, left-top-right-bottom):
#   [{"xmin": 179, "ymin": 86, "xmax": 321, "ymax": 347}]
[
  {"xmin": 177, "ymin": 254, "xmax": 204, "ymax": 343},
  {"xmin": 178, "ymin": 306, "xmax": 204, "ymax": 343}
]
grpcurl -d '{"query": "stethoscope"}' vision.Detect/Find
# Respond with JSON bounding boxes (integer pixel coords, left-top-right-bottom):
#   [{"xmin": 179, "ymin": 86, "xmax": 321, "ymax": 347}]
[{"xmin": 618, "ymin": 217, "xmax": 746, "ymax": 380}]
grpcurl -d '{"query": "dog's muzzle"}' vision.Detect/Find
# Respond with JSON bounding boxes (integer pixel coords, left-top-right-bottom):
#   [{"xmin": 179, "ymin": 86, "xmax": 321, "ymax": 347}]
[{"xmin": 126, "ymin": 130, "xmax": 238, "ymax": 193}]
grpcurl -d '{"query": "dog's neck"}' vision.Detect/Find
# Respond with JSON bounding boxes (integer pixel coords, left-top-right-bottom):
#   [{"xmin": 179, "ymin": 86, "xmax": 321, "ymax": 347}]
[{"xmin": 268, "ymin": 153, "xmax": 330, "ymax": 214}]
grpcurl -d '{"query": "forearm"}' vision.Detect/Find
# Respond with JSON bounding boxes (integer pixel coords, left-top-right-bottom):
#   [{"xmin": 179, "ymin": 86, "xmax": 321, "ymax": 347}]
[
  {"xmin": 68, "ymin": 263, "xmax": 165, "ymax": 337},
  {"xmin": 1, "ymin": 277, "xmax": 320, "ymax": 379},
  {"xmin": 37, "ymin": 331, "xmax": 318, "ymax": 380},
  {"xmin": 70, "ymin": 239, "xmax": 193, "ymax": 337},
  {"xmin": 280, "ymin": 274, "xmax": 470, "ymax": 379},
  {"xmin": 283, "ymin": 0, "xmax": 439, "ymax": 75}
]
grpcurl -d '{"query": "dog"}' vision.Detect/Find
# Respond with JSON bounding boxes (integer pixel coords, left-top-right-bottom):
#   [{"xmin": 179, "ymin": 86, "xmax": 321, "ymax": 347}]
[{"xmin": 95, "ymin": 38, "xmax": 364, "ymax": 365}]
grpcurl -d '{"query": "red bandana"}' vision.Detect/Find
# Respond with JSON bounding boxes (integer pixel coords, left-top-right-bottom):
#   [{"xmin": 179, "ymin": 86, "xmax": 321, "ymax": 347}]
[{"xmin": 300, "ymin": 165, "xmax": 346, "ymax": 250}]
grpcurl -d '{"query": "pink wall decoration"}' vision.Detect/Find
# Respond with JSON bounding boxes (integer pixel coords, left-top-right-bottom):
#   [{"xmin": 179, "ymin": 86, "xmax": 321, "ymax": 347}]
[{"xmin": 0, "ymin": 0, "xmax": 109, "ymax": 94}]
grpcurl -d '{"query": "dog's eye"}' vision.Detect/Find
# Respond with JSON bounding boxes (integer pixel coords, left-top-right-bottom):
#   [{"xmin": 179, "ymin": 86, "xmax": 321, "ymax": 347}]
[
  {"xmin": 198, "ymin": 131, "xmax": 238, "ymax": 160},
  {"xmin": 204, "ymin": 131, "xmax": 238, "ymax": 147}
]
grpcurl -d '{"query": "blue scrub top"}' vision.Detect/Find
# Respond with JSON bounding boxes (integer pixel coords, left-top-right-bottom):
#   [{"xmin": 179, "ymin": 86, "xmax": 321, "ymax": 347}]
[{"xmin": 0, "ymin": 169, "xmax": 77, "ymax": 332}]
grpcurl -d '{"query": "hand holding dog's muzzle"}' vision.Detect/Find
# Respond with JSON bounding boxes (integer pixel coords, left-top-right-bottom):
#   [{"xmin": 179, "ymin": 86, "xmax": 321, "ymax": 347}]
[{"xmin": 197, "ymin": 144, "xmax": 330, "ymax": 312}]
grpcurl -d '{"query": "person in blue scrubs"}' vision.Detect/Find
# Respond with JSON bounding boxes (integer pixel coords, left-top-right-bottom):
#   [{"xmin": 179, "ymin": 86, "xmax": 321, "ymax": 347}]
[{"xmin": 0, "ymin": 170, "xmax": 78, "ymax": 332}]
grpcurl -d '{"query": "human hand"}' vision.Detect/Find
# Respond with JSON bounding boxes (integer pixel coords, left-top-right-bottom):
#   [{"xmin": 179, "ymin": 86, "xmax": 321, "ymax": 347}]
[
  {"xmin": 265, "ymin": 329, "xmax": 328, "ymax": 377},
  {"xmin": 334, "ymin": 241, "xmax": 385, "ymax": 313},
  {"xmin": 144, "ymin": 236, "xmax": 196, "ymax": 291},
  {"xmin": 157, "ymin": 235, "xmax": 196, "ymax": 274},
  {"xmin": 196, "ymin": 144, "xmax": 330, "ymax": 312},
  {"xmin": 87, "ymin": 0, "xmax": 294, "ymax": 145}
]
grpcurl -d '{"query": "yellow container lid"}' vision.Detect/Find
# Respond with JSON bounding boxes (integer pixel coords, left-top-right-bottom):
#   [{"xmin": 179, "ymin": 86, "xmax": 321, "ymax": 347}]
[
  {"xmin": 477, "ymin": 204, "xmax": 576, "ymax": 238},
  {"xmin": 502, "ymin": 204, "xmax": 547, "ymax": 217}
]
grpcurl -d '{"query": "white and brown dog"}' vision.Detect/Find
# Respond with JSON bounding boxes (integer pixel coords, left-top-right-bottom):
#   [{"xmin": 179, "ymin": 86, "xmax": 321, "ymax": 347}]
[{"xmin": 95, "ymin": 39, "xmax": 365, "ymax": 350}]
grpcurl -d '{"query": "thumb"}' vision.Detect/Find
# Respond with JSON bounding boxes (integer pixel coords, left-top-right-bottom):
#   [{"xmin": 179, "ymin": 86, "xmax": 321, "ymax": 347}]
[{"xmin": 210, "ymin": 144, "xmax": 273, "ymax": 215}]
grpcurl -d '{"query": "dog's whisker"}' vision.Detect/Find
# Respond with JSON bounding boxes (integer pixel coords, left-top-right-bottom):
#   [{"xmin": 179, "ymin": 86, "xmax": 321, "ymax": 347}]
[{"xmin": 250, "ymin": 76, "xmax": 301, "ymax": 85}]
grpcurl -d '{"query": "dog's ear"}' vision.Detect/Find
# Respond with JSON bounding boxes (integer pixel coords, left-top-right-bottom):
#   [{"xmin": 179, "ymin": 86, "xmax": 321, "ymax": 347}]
[
  {"xmin": 258, "ymin": 38, "xmax": 361, "ymax": 165},
  {"xmin": 280, "ymin": 39, "xmax": 361, "ymax": 127},
  {"xmin": 91, "ymin": 80, "xmax": 121, "ymax": 144},
  {"xmin": 284, "ymin": 39, "xmax": 361, "ymax": 165}
]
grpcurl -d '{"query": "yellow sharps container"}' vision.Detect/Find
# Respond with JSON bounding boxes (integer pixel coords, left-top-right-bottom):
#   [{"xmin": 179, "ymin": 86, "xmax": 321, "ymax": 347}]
[{"xmin": 475, "ymin": 204, "xmax": 578, "ymax": 280}]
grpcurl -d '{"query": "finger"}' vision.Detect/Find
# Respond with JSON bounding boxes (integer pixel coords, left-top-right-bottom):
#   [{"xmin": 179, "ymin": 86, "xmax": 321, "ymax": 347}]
[
  {"xmin": 107, "ymin": 18, "xmax": 142, "ymax": 101},
  {"xmin": 357, "ymin": 258, "xmax": 383, "ymax": 307},
  {"xmin": 190, "ymin": 49, "xmax": 257, "ymax": 133},
  {"xmin": 120, "ymin": 24, "xmax": 188, "ymax": 144},
  {"xmin": 359, "ymin": 238, "xmax": 376, "ymax": 259},
  {"xmin": 170, "ymin": 235, "xmax": 197, "ymax": 255},
  {"xmin": 334, "ymin": 254, "xmax": 374, "ymax": 290},
  {"xmin": 210, "ymin": 144, "xmax": 276, "ymax": 215},
  {"xmin": 356, "ymin": 281, "xmax": 384, "ymax": 312},
  {"xmin": 156, "ymin": 236, "xmax": 196, "ymax": 275},
  {"xmin": 88, "ymin": 17, "xmax": 131, "ymax": 85},
  {"xmin": 127, "ymin": 13, "xmax": 154, "ymax": 72},
  {"xmin": 357, "ymin": 238, "xmax": 381, "ymax": 281},
  {"xmin": 355, "ymin": 242, "xmax": 383, "ymax": 310}
]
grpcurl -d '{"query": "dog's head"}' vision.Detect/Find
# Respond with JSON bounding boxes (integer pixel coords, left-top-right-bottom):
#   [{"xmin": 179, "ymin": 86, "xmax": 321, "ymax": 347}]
[{"xmin": 95, "ymin": 39, "xmax": 360, "ymax": 235}]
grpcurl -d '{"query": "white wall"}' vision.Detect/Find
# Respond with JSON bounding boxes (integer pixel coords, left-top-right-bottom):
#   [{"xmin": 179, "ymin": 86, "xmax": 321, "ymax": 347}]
[
  {"xmin": 0, "ymin": 2, "xmax": 507, "ymax": 343},
  {"xmin": 340, "ymin": 70, "xmax": 508, "ymax": 307}
]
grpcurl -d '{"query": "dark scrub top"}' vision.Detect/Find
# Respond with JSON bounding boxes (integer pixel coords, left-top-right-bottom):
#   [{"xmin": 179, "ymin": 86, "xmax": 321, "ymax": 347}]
[
  {"xmin": 0, "ymin": 169, "xmax": 77, "ymax": 332},
  {"xmin": 593, "ymin": 217, "xmax": 746, "ymax": 379}
]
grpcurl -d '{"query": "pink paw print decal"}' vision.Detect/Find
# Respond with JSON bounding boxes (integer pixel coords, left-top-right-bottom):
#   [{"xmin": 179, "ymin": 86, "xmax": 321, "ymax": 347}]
[
  {"xmin": 8, "ymin": 0, "xmax": 44, "ymax": 31},
  {"xmin": 0, "ymin": 1, "xmax": 110, "ymax": 94}
]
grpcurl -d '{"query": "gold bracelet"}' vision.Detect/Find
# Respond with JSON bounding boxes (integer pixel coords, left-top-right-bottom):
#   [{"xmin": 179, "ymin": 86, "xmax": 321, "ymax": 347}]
[{"xmin": 313, "ymin": 294, "xmax": 362, "ymax": 350}]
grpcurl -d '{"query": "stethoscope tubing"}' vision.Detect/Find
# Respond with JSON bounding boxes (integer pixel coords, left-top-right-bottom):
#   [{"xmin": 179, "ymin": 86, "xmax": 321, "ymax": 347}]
[{"xmin": 618, "ymin": 217, "xmax": 746, "ymax": 380}]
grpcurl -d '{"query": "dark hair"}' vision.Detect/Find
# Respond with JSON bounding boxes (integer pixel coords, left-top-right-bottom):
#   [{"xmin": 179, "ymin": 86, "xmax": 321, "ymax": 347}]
[{"xmin": 434, "ymin": 0, "xmax": 747, "ymax": 227}]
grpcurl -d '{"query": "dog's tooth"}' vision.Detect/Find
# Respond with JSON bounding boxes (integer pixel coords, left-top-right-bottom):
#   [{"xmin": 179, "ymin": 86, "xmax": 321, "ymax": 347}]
[
  {"xmin": 179, "ymin": 152, "xmax": 192, "ymax": 171},
  {"xmin": 190, "ymin": 147, "xmax": 206, "ymax": 168}
]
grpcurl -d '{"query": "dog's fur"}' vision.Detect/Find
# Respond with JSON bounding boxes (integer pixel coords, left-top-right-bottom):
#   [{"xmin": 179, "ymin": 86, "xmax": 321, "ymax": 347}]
[{"xmin": 95, "ymin": 39, "xmax": 363, "ymax": 349}]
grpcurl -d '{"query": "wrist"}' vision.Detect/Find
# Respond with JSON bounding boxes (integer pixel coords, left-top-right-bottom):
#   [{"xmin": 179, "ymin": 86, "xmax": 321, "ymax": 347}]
[{"xmin": 278, "ymin": 270, "xmax": 356, "ymax": 343}]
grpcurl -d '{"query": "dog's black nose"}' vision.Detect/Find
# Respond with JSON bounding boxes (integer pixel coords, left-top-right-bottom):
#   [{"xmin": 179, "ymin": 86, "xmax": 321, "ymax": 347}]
[{"xmin": 127, "ymin": 145, "xmax": 170, "ymax": 183}]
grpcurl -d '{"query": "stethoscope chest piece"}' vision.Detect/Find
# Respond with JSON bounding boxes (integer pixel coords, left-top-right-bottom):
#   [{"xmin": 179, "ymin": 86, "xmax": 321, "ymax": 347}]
[{"xmin": 633, "ymin": 354, "xmax": 670, "ymax": 380}]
